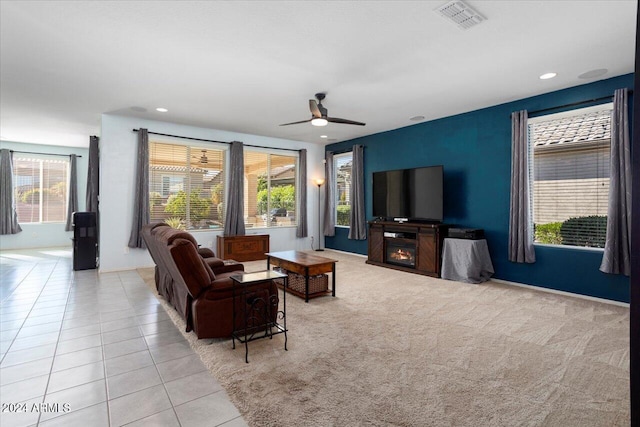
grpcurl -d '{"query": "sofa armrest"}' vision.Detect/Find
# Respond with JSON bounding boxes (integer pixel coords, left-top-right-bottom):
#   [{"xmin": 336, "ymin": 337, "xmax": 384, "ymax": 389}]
[
  {"xmin": 198, "ymin": 247, "xmax": 216, "ymax": 258},
  {"xmin": 211, "ymin": 263, "xmax": 245, "ymax": 275},
  {"xmin": 203, "ymin": 257, "xmax": 225, "ymax": 270}
]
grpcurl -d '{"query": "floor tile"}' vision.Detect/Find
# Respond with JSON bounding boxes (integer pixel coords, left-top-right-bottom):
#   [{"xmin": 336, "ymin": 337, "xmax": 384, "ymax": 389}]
[
  {"xmin": 0, "ymin": 248, "xmax": 245, "ymax": 427},
  {"xmin": 103, "ymin": 337, "xmax": 148, "ymax": 360},
  {"xmin": 61, "ymin": 314, "xmax": 101, "ymax": 330},
  {"xmin": 108, "ymin": 384, "xmax": 172, "ymax": 426},
  {"xmin": 1, "ymin": 343, "xmax": 56, "ymax": 368},
  {"xmin": 164, "ymin": 371, "xmax": 223, "ymax": 406},
  {"xmin": 55, "ymin": 333, "xmax": 102, "ymax": 355},
  {"xmin": 144, "ymin": 329, "xmax": 187, "ymax": 349},
  {"xmin": 0, "ymin": 357, "xmax": 53, "ymax": 386},
  {"xmin": 8, "ymin": 331, "xmax": 60, "ymax": 352},
  {"xmin": 149, "ymin": 341, "xmax": 194, "ymax": 364},
  {"xmin": 21, "ymin": 313, "xmax": 64, "ymax": 327},
  {"xmin": 52, "ymin": 346, "xmax": 103, "ymax": 372},
  {"xmin": 47, "ymin": 360, "xmax": 105, "ymax": 393},
  {"xmin": 101, "ymin": 326, "xmax": 142, "ymax": 345},
  {"xmin": 0, "ymin": 374, "xmax": 49, "ymax": 402},
  {"xmin": 58, "ymin": 323, "xmax": 102, "ymax": 341},
  {"xmin": 106, "ymin": 365, "xmax": 162, "ymax": 400},
  {"xmin": 124, "ymin": 408, "xmax": 180, "ymax": 427},
  {"xmin": 219, "ymin": 417, "xmax": 250, "ymax": 427},
  {"xmin": 104, "ymin": 350, "xmax": 154, "ymax": 377},
  {"xmin": 135, "ymin": 312, "xmax": 170, "ymax": 325},
  {"xmin": 0, "ymin": 395, "xmax": 43, "ymax": 427},
  {"xmin": 156, "ymin": 354, "xmax": 206, "ymax": 383},
  {"xmin": 15, "ymin": 322, "xmax": 62, "ymax": 339},
  {"xmin": 100, "ymin": 317, "xmax": 137, "ymax": 333},
  {"xmin": 139, "ymin": 320, "xmax": 178, "ymax": 336},
  {"xmin": 174, "ymin": 391, "xmax": 241, "ymax": 427},
  {"xmin": 38, "ymin": 402, "xmax": 109, "ymax": 427},
  {"xmin": 100, "ymin": 309, "xmax": 136, "ymax": 323},
  {"xmin": 40, "ymin": 379, "xmax": 107, "ymax": 422}
]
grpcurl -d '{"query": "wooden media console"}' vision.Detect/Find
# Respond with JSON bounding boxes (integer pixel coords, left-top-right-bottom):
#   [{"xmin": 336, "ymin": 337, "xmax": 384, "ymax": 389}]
[{"xmin": 366, "ymin": 221, "xmax": 449, "ymax": 277}]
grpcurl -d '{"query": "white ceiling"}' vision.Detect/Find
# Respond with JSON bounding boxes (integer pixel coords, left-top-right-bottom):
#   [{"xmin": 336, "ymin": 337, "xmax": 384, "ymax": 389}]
[{"xmin": 0, "ymin": 1, "xmax": 636, "ymax": 148}]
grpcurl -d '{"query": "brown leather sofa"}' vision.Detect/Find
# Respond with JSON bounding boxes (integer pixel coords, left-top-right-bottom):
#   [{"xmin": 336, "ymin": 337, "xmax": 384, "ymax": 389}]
[{"xmin": 142, "ymin": 223, "xmax": 278, "ymax": 339}]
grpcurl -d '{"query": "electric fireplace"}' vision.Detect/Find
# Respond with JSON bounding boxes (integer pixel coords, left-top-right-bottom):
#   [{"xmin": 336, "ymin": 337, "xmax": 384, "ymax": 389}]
[{"xmin": 385, "ymin": 241, "xmax": 416, "ymax": 268}]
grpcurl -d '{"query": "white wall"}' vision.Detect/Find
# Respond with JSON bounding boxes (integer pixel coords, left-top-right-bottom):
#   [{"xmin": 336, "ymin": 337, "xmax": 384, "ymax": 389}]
[
  {"xmin": 99, "ymin": 114, "xmax": 325, "ymax": 272},
  {"xmin": 0, "ymin": 141, "xmax": 89, "ymax": 250}
]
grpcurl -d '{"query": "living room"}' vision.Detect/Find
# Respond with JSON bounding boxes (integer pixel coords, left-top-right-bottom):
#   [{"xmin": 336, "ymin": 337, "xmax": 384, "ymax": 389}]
[{"xmin": 1, "ymin": 1, "xmax": 638, "ymax": 426}]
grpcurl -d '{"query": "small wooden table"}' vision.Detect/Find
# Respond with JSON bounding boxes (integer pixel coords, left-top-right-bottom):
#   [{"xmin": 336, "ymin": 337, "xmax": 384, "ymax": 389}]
[{"xmin": 266, "ymin": 251, "xmax": 337, "ymax": 303}]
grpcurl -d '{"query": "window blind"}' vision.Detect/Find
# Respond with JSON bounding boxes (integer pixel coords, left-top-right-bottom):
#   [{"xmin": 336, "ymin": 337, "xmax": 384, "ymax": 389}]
[
  {"xmin": 528, "ymin": 107, "xmax": 611, "ymax": 248},
  {"xmin": 149, "ymin": 142, "xmax": 225, "ymax": 230},
  {"xmin": 244, "ymin": 150, "xmax": 297, "ymax": 228},
  {"xmin": 13, "ymin": 156, "xmax": 68, "ymax": 223},
  {"xmin": 334, "ymin": 152, "xmax": 352, "ymax": 227}
]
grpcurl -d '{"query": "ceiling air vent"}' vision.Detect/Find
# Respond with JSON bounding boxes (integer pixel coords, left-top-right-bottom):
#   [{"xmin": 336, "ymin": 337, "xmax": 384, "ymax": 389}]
[{"xmin": 436, "ymin": 1, "xmax": 485, "ymax": 30}]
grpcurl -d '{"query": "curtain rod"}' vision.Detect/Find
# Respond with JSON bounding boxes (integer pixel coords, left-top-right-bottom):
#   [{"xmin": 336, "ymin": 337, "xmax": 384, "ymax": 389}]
[
  {"xmin": 526, "ymin": 90, "xmax": 633, "ymax": 117},
  {"xmin": 132, "ymin": 129, "xmax": 302, "ymax": 153},
  {"xmin": 10, "ymin": 150, "xmax": 82, "ymax": 158}
]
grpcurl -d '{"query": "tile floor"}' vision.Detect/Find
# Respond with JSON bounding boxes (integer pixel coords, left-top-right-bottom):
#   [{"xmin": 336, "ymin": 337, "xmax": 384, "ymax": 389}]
[{"xmin": 0, "ymin": 248, "xmax": 247, "ymax": 427}]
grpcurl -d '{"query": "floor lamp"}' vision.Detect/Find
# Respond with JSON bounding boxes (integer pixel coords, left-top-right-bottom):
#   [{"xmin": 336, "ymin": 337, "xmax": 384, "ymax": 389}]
[{"xmin": 315, "ymin": 178, "xmax": 325, "ymax": 251}]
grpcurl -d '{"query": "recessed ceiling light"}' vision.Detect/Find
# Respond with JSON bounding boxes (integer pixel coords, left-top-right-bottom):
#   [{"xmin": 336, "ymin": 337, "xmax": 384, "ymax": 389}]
[
  {"xmin": 320, "ymin": 135, "xmax": 328, "ymax": 138},
  {"xmin": 578, "ymin": 68, "xmax": 608, "ymax": 79},
  {"xmin": 156, "ymin": 107, "xmax": 168, "ymax": 113},
  {"xmin": 539, "ymin": 72, "xmax": 557, "ymax": 80},
  {"xmin": 410, "ymin": 115, "xmax": 425, "ymax": 121}
]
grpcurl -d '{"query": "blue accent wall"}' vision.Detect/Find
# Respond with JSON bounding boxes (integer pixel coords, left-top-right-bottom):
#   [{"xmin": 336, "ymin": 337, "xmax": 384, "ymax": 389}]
[{"xmin": 325, "ymin": 74, "xmax": 633, "ymax": 303}]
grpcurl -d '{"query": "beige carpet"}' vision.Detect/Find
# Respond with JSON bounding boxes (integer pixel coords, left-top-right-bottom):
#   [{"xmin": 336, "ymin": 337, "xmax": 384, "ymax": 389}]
[{"xmin": 138, "ymin": 250, "xmax": 630, "ymax": 426}]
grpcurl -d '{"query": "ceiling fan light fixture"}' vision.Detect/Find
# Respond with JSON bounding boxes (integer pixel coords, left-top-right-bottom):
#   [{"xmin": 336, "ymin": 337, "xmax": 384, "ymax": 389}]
[{"xmin": 311, "ymin": 118, "xmax": 328, "ymax": 127}]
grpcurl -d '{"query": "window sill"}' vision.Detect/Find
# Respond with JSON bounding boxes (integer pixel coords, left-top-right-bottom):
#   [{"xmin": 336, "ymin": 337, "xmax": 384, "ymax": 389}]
[
  {"xmin": 335, "ymin": 225, "xmax": 350, "ymax": 229},
  {"xmin": 534, "ymin": 243, "xmax": 604, "ymax": 252}
]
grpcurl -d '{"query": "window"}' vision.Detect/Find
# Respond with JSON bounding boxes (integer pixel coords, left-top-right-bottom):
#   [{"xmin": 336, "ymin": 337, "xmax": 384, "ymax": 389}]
[
  {"xmin": 244, "ymin": 150, "xmax": 297, "ymax": 228},
  {"xmin": 13, "ymin": 156, "xmax": 69, "ymax": 223},
  {"xmin": 528, "ymin": 104, "xmax": 612, "ymax": 248},
  {"xmin": 149, "ymin": 142, "xmax": 225, "ymax": 230},
  {"xmin": 334, "ymin": 152, "xmax": 352, "ymax": 227}
]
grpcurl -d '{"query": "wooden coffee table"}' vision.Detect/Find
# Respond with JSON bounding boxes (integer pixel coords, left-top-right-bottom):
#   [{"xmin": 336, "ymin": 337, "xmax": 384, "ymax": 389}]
[{"xmin": 266, "ymin": 251, "xmax": 337, "ymax": 303}]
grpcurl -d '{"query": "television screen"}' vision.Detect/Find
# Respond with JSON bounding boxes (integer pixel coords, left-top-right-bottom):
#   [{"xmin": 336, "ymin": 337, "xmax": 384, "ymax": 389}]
[{"xmin": 372, "ymin": 165, "xmax": 443, "ymax": 222}]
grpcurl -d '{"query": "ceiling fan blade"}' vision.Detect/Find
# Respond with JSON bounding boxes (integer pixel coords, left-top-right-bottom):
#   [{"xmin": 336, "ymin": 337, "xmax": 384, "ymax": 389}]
[
  {"xmin": 327, "ymin": 117, "xmax": 366, "ymax": 126},
  {"xmin": 309, "ymin": 100, "xmax": 322, "ymax": 118},
  {"xmin": 279, "ymin": 118, "xmax": 312, "ymax": 126}
]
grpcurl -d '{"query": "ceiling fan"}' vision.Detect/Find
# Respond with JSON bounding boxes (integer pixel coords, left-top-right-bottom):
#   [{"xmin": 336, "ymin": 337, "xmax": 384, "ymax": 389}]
[
  {"xmin": 192, "ymin": 150, "xmax": 208, "ymax": 164},
  {"xmin": 280, "ymin": 93, "xmax": 365, "ymax": 127}
]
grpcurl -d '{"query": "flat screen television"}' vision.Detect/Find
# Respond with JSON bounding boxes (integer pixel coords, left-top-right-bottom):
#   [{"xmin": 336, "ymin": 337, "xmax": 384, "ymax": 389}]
[{"xmin": 372, "ymin": 165, "xmax": 443, "ymax": 222}]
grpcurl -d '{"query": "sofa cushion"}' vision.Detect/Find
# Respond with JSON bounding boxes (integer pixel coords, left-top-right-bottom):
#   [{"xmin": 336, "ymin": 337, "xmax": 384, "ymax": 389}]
[{"xmin": 169, "ymin": 238, "xmax": 212, "ymax": 298}]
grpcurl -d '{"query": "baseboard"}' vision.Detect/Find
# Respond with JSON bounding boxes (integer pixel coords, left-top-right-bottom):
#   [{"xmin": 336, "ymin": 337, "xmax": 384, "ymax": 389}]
[
  {"xmin": 491, "ymin": 278, "xmax": 629, "ymax": 308},
  {"xmin": 323, "ymin": 248, "xmax": 368, "ymax": 258}
]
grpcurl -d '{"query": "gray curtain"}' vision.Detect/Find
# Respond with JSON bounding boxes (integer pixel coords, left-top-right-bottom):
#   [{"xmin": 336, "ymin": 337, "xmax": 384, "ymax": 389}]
[
  {"xmin": 296, "ymin": 149, "xmax": 308, "ymax": 238},
  {"xmin": 323, "ymin": 151, "xmax": 335, "ymax": 236},
  {"xmin": 64, "ymin": 154, "xmax": 78, "ymax": 231},
  {"xmin": 600, "ymin": 89, "xmax": 631, "ymax": 275},
  {"xmin": 0, "ymin": 149, "xmax": 22, "ymax": 235},
  {"xmin": 348, "ymin": 144, "xmax": 366, "ymax": 240},
  {"xmin": 86, "ymin": 135, "xmax": 99, "ymax": 213},
  {"xmin": 224, "ymin": 141, "xmax": 246, "ymax": 236},
  {"xmin": 508, "ymin": 111, "xmax": 535, "ymax": 263},
  {"xmin": 128, "ymin": 128, "xmax": 150, "ymax": 248}
]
